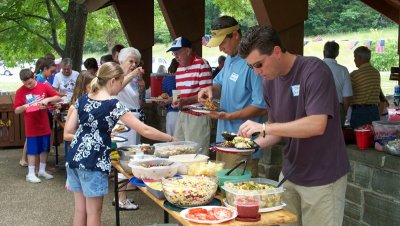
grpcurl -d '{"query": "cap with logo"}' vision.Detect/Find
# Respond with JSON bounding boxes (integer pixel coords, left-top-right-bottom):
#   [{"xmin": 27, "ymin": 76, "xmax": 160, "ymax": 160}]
[
  {"xmin": 206, "ymin": 24, "xmax": 240, "ymax": 47},
  {"xmin": 166, "ymin": 37, "xmax": 192, "ymax": 52}
]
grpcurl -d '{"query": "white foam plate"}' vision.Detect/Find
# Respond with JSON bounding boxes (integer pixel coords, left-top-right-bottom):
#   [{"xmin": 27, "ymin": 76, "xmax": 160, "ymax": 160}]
[
  {"xmin": 211, "ymin": 142, "xmax": 257, "ymax": 153},
  {"xmin": 180, "ymin": 206, "xmax": 237, "ymax": 224}
]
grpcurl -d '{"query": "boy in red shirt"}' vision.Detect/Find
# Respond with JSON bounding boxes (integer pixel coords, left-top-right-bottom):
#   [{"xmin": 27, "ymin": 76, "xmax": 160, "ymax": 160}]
[{"xmin": 14, "ymin": 69, "xmax": 62, "ymax": 183}]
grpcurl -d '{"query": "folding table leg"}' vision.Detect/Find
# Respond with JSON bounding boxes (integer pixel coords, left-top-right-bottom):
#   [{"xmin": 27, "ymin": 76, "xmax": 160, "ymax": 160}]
[
  {"xmin": 164, "ymin": 210, "xmax": 169, "ymax": 223},
  {"xmin": 114, "ymin": 168, "xmax": 120, "ymax": 226}
]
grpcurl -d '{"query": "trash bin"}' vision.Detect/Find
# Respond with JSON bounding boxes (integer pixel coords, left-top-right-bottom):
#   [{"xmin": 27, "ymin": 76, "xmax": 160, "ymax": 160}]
[
  {"xmin": 150, "ymin": 73, "xmax": 165, "ymax": 98},
  {"xmin": 0, "ymin": 93, "xmax": 25, "ymax": 147}
]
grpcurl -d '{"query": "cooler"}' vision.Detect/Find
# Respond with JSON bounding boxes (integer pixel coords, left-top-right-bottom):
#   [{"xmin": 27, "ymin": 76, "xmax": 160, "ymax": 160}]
[{"xmin": 150, "ymin": 74, "xmax": 165, "ymax": 98}]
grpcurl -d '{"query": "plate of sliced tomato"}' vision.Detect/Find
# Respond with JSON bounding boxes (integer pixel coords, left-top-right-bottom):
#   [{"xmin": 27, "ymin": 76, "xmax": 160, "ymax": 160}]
[{"xmin": 180, "ymin": 206, "xmax": 237, "ymax": 224}]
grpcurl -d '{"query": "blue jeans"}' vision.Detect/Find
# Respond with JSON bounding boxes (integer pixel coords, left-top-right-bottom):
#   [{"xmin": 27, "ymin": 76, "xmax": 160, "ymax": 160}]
[{"xmin": 66, "ymin": 167, "xmax": 108, "ymax": 197}]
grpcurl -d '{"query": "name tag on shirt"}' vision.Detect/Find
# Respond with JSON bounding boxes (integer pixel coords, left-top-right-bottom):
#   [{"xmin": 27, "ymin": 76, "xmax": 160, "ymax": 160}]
[
  {"xmin": 291, "ymin": 84, "xmax": 300, "ymax": 96},
  {"xmin": 229, "ymin": 72, "xmax": 239, "ymax": 82}
]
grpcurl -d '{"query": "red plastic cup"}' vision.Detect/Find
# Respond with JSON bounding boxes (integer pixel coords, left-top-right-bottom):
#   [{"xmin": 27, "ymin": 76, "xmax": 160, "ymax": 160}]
[{"xmin": 354, "ymin": 129, "xmax": 371, "ymax": 151}]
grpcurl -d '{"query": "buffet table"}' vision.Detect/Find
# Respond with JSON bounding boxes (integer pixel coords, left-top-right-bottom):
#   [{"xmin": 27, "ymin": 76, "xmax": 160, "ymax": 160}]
[
  {"xmin": 111, "ymin": 161, "xmax": 297, "ymax": 226},
  {"xmin": 138, "ymin": 186, "xmax": 297, "ymax": 226}
]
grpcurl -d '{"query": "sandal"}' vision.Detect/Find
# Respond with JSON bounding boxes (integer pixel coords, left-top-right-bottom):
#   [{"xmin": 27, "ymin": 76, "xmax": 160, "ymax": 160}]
[
  {"xmin": 119, "ymin": 199, "xmax": 139, "ymax": 210},
  {"xmin": 19, "ymin": 160, "xmax": 28, "ymax": 167}
]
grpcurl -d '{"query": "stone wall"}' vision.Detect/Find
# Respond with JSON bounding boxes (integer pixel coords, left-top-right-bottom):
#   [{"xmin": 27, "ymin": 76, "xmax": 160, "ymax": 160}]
[
  {"xmin": 258, "ymin": 143, "xmax": 284, "ymax": 181},
  {"xmin": 344, "ymin": 145, "xmax": 400, "ymax": 226}
]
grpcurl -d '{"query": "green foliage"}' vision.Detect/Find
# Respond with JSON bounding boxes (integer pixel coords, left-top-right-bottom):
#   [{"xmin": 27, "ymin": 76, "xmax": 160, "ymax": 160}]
[
  {"xmin": 154, "ymin": 2, "xmax": 171, "ymax": 43},
  {"xmin": 371, "ymin": 40, "xmax": 399, "ymax": 72},
  {"xmin": 85, "ymin": 7, "xmax": 127, "ymax": 53},
  {"xmin": 0, "ymin": 0, "xmax": 67, "ymax": 66},
  {"xmin": 211, "ymin": 0, "xmax": 252, "ymax": 21},
  {"xmin": 305, "ymin": 0, "xmax": 395, "ymax": 36},
  {"xmin": 204, "ymin": 0, "xmax": 221, "ymax": 34}
]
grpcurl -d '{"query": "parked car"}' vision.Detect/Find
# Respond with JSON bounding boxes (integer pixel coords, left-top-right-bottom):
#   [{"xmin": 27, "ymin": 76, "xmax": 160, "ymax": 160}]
[
  {"xmin": 152, "ymin": 56, "xmax": 169, "ymax": 73},
  {"xmin": 0, "ymin": 61, "xmax": 12, "ymax": 76}
]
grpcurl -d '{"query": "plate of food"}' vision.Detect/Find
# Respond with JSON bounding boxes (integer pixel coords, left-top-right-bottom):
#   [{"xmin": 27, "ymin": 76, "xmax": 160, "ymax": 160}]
[
  {"xmin": 180, "ymin": 206, "xmax": 237, "ymax": 224},
  {"xmin": 146, "ymin": 93, "xmax": 169, "ymax": 103},
  {"xmin": 112, "ymin": 124, "xmax": 130, "ymax": 133},
  {"xmin": 189, "ymin": 100, "xmax": 222, "ymax": 114},
  {"xmin": 211, "ymin": 136, "xmax": 259, "ymax": 153}
]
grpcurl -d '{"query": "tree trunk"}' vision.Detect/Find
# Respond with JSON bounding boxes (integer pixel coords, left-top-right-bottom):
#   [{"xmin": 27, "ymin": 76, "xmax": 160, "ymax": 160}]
[{"xmin": 64, "ymin": 1, "xmax": 88, "ymax": 72}]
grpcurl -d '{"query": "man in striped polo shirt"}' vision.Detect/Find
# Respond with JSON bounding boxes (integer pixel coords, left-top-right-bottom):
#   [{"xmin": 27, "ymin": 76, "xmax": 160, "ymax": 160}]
[
  {"xmin": 349, "ymin": 46, "xmax": 381, "ymax": 129},
  {"xmin": 167, "ymin": 37, "xmax": 213, "ymax": 154}
]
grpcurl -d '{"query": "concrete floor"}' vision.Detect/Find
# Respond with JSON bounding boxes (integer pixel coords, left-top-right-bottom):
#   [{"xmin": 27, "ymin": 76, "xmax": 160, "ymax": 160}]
[{"xmin": 0, "ymin": 146, "xmax": 179, "ymax": 226}]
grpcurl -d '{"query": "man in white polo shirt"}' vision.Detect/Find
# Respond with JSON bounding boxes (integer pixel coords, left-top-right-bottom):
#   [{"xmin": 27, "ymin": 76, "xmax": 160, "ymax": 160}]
[{"xmin": 323, "ymin": 41, "xmax": 353, "ymax": 126}]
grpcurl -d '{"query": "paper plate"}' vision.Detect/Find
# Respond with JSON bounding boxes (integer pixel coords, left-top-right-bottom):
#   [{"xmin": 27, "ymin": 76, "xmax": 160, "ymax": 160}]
[
  {"xmin": 210, "ymin": 142, "xmax": 258, "ymax": 154},
  {"xmin": 112, "ymin": 124, "xmax": 130, "ymax": 133},
  {"xmin": 145, "ymin": 98, "xmax": 166, "ymax": 102},
  {"xmin": 180, "ymin": 206, "xmax": 237, "ymax": 224},
  {"xmin": 111, "ymin": 135, "xmax": 128, "ymax": 143}
]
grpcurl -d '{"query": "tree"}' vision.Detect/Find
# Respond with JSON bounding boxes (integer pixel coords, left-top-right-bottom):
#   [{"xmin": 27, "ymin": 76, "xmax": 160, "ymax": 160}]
[
  {"xmin": 85, "ymin": 6, "xmax": 127, "ymax": 54},
  {"xmin": 305, "ymin": 0, "xmax": 394, "ymax": 36},
  {"xmin": 0, "ymin": 0, "xmax": 88, "ymax": 71}
]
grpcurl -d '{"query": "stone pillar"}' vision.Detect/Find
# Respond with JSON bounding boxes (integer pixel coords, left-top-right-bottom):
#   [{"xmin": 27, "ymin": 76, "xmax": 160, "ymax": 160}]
[{"xmin": 258, "ymin": 142, "xmax": 285, "ymax": 181}]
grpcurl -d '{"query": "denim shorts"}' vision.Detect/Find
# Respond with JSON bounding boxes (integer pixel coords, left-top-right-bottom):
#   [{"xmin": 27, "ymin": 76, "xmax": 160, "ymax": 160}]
[
  {"xmin": 66, "ymin": 167, "xmax": 108, "ymax": 197},
  {"xmin": 26, "ymin": 135, "xmax": 50, "ymax": 155}
]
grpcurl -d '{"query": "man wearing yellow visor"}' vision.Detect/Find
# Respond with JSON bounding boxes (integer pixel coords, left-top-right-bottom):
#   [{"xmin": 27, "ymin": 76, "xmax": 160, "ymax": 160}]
[{"xmin": 198, "ymin": 16, "xmax": 268, "ymax": 176}]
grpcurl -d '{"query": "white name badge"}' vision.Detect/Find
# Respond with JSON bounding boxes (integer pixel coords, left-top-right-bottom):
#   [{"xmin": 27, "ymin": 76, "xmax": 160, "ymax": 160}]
[
  {"xmin": 291, "ymin": 84, "xmax": 300, "ymax": 96},
  {"xmin": 229, "ymin": 72, "xmax": 239, "ymax": 82}
]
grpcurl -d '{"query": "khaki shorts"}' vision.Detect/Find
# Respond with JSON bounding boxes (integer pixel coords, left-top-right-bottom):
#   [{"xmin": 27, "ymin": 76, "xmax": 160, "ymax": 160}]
[
  {"xmin": 174, "ymin": 112, "xmax": 211, "ymax": 155},
  {"xmin": 280, "ymin": 173, "xmax": 347, "ymax": 226}
]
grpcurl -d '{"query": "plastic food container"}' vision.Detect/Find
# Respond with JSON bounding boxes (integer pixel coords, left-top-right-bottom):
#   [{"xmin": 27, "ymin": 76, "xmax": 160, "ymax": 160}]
[
  {"xmin": 235, "ymin": 197, "xmax": 260, "ymax": 218},
  {"xmin": 128, "ymin": 159, "xmax": 179, "ymax": 180},
  {"xmin": 118, "ymin": 156, "xmax": 133, "ymax": 173},
  {"xmin": 117, "ymin": 144, "xmax": 155, "ymax": 156},
  {"xmin": 384, "ymin": 139, "xmax": 400, "ymax": 156},
  {"xmin": 153, "ymin": 141, "xmax": 198, "ymax": 158},
  {"xmin": 162, "ymin": 176, "xmax": 217, "ymax": 207},
  {"xmin": 216, "ymin": 169, "xmax": 252, "ymax": 189},
  {"xmin": 168, "ymin": 154, "xmax": 209, "ymax": 174},
  {"xmin": 187, "ymin": 161, "xmax": 226, "ymax": 177},
  {"xmin": 222, "ymin": 178, "xmax": 283, "ymax": 209},
  {"xmin": 372, "ymin": 121, "xmax": 400, "ymax": 145}
]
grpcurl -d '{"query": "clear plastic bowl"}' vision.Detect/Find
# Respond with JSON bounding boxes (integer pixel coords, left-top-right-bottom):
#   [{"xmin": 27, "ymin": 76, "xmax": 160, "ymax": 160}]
[
  {"xmin": 222, "ymin": 178, "xmax": 284, "ymax": 209},
  {"xmin": 153, "ymin": 141, "xmax": 198, "ymax": 158},
  {"xmin": 372, "ymin": 121, "xmax": 400, "ymax": 145},
  {"xmin": 187, "ymin": 161, "xmax": 226, "ymax": 177},
  {"xmin": 216, "ymin": 169, "xmax": 252, "ymax": 189},
  {"xmin": 168, "ymin": 154, "xmax": 209, "ymax": 174},
  {"xmin": 128, "ymin": 159, "xmax": 179, "ymax": 180},
  {"xmin": 162, "ymin": 176, "xmax": 217, "ymax": 207}
]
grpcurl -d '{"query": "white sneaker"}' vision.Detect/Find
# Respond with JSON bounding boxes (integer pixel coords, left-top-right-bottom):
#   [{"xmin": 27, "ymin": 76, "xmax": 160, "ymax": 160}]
[
  {"xmin": 119, "ymin": 199, "xmax": 139, "ymax": 210},
  {"xmin": 38, "ymin": 171, "xmax": 54, "ymax": 180},
  {"xmin": 26, "ymin": 174, "xmax": 41, "ymax": 183}
]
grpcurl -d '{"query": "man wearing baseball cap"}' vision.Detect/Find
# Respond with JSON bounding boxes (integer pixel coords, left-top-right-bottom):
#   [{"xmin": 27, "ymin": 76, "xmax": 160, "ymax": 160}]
[
  {"xmin": 167, "ymin": 37, "xmax": 213, "ymax": 155},
  {"xmin": 198, "ymin": 16, "xmax": 267, "ymax": 176}
]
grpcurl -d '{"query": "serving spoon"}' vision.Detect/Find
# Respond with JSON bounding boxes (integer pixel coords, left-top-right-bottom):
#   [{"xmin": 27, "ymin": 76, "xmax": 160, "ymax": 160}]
[{"xmin": 276, "ymin": 165, "xmax": 296, "ymax": 187}]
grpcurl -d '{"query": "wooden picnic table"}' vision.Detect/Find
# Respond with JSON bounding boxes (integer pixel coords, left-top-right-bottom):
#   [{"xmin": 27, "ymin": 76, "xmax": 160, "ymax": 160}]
[
  {"xmin": 138, "ymin": 186, "xmax": 297, "ymax": 226},
  {"xmin": 111, "ymin": 161, "xmax": 297, "ymax": 226}
]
